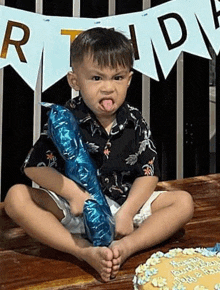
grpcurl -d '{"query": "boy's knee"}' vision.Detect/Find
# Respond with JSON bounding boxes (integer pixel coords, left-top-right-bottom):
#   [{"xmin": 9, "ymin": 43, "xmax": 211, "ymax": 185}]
[
  {"xmin": 4, "ymin": 184, "xmax": 28, "ymax": 218},
  {"xmin": 177, "ymin": 190, "xmax": 194, "ymax": 218}
]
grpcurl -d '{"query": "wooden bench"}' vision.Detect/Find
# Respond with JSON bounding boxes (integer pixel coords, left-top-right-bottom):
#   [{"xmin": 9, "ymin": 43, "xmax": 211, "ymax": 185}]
[{"xmin": 1, "ymin": 174, "xmax": 220, "ymax": 289}]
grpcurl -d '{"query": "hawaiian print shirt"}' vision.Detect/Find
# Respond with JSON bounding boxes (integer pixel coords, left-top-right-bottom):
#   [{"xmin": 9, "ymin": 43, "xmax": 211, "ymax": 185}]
[{"xmin": 23, "ymin": 96, "xmax": 160, "ymax": 205}]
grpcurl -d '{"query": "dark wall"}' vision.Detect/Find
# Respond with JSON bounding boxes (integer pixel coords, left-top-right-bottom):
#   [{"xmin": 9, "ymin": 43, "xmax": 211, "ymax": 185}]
[{"xmin": 184, "ymin": 54, "xmax": 209, "ymax": 177}]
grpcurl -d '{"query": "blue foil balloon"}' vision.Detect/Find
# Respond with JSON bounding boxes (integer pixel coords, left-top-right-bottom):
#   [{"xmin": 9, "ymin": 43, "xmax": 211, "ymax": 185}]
[
  {"xmin": 43, "ymin": 103, "xmax": 115, "ymax": 246},
  {"xmin": 207, "ymin": 243, "xmax": 220, "ymax": 252}
]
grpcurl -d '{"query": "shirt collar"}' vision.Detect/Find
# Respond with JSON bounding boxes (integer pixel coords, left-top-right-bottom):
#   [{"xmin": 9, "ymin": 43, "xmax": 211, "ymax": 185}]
[{"xmin": 66, "ymin": 96, "xmax": 137, "ymax": 136}]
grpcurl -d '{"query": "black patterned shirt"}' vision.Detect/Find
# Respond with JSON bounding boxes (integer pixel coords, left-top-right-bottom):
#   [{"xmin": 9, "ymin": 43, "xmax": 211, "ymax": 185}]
[{"xmin": 23, "ymin": 96, "xmax": 160, "ymax": 205}]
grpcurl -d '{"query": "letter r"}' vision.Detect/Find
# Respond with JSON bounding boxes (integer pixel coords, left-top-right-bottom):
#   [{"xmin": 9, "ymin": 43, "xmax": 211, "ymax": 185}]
[{"xmin": 0, "ymin": 20, "xmax": 30, "ymax": 63}]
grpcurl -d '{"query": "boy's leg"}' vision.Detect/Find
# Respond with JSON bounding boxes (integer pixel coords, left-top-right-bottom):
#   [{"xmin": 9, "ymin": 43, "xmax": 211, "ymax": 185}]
[
  {"xmin": 110, "ymin": 190, "xmax": 194, "ymax": 277},
  {"xmin": 4, "ymin": 184, "xmax": 114, "ymax": 282}
]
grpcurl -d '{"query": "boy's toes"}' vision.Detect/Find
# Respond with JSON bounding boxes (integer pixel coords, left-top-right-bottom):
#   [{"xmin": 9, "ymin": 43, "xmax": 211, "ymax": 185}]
[
  {"xmin": 112, "ymin": 247, "xmax": 121, "ymax": 266},
  {"xmin": 102, "ymin": 259, "xmax": 112, "ymax": 269},
  {"xmin": 103, "ymin": 247, "xmax": 113, "ymax": 261},
  {"xmin": 111, "ymin": 264, "xmax": 120, "ymax": 279},
  {"xmin": 101, "ymin": 267, "xmax": 112, "ymax": 282}
]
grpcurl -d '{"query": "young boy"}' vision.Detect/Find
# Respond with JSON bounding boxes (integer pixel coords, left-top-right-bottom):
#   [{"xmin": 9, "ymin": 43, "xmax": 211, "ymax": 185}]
[{"xmin": 4, "ymin": 27, "xmax": 194, "ymax": 282}]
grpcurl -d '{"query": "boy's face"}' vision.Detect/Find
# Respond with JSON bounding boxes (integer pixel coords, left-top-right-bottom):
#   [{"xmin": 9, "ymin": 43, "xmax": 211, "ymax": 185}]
[{"xmin": 67, "ymin": 55, "xmax": 133, "ymax": 125}]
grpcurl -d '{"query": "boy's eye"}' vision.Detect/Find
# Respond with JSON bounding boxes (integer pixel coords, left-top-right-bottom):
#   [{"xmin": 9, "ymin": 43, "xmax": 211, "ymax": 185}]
[
  {"xmin": 114, "ymin": 75, "xmax": 123, "ymax": 81},
  {"xmin": 92, "ymin": 76, "xmax": 101, "ymax": 81}
]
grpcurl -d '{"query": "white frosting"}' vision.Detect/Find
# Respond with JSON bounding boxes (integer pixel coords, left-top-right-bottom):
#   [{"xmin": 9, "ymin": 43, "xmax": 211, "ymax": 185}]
[{"xmin": 133, "ymin": 247, "xmax": 220, "ymax": 290}]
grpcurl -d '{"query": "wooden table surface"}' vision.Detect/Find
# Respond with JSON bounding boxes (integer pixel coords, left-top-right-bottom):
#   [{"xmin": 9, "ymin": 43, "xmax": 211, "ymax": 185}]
[{"xmin": 1, "ymin": 174, "xmax": 220, "ymax": 289}]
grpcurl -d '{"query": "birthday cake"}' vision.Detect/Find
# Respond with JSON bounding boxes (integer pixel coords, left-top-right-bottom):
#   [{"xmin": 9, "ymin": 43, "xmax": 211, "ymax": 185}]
[{"xmin": 133, "ymin": 248, "xmax": 220, "ymax": 290}]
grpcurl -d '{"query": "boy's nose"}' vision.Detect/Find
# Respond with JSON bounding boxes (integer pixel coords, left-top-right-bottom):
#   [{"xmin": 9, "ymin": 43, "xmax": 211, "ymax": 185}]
[{"xmin": 101, "ymin": 80, "xmax": 114, "ymax": 93}]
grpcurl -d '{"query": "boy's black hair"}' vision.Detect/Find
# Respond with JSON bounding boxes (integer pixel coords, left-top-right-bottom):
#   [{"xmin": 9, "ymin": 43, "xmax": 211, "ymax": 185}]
[{"xmin": 70, "ymin": 27, "xmax": 134, "ymax": 70}]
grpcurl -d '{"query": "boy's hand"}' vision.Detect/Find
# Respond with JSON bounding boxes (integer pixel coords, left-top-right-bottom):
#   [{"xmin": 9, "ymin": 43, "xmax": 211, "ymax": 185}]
[
  {"xmin": 114, "ymin": 209, "xmax": 134, "ymax": 239},
  {"xmin": 68, "ymin": 194, "xmax": 89, "ymax": 216},
  {"xmin": 68, "ymin": 199, "xmax": 80, "ymax": 216}
]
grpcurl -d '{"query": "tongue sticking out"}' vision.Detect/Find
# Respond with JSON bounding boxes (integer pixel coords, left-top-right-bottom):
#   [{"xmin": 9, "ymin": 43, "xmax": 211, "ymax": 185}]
[{"xmin": 101, "ymin": 99, "xmax": 114, "ymax": 112}]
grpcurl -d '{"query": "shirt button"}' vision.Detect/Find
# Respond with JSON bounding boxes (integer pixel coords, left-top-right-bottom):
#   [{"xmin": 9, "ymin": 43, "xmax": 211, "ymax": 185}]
[{"xmin": 105, "ymin": 178, "xmax": 109, "ymax": 183}]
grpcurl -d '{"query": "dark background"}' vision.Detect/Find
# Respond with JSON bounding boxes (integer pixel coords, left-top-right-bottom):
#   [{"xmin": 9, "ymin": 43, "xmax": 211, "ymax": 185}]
[{"xmin": 1, "ymin": 0, "xmax": 212, "ymax": 200}]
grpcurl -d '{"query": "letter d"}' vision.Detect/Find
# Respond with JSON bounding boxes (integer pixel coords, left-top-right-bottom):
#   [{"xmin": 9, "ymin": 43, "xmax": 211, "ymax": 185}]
[{"xmin": 158, "ymin": 13, "xmax": 187, "ymax": 50}]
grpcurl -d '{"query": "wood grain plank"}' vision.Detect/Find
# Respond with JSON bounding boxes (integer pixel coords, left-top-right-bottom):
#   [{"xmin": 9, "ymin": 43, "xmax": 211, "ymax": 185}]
[{"xmin": 1, "ymin": 174, "xmax": 220, "ymax": 289}]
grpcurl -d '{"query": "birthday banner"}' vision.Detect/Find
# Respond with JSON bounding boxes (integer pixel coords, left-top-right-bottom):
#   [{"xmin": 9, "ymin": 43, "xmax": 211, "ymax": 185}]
[{"xmin": 0, "ymin": 0, "xmax": 220, "ymax": 91}]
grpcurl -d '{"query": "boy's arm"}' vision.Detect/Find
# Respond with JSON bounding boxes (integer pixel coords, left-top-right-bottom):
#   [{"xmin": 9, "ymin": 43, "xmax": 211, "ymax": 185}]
[
  {"xmin": 24, "ymin": 167, "xmax": 88, "ymax": 215},
  {"xmin": 114, "ymin": 175, "xmax": 158, "ymax": 238}
]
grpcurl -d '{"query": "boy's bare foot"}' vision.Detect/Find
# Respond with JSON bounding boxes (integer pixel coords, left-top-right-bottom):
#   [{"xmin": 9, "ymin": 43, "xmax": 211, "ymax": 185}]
[
  {"xmin": 109, "ymin": 239, "xmax": 131, "ymax": 278},
  {"xmin": 110, "ymin": 243, "xmax": 121, "ymax": 278},
  {"xmin": 84, "ymin": 246, "xmax": 114, "ymax": 282},
  {"xmin": 76, "ymin": 238, "xmax": 114, "ymax": 282}
]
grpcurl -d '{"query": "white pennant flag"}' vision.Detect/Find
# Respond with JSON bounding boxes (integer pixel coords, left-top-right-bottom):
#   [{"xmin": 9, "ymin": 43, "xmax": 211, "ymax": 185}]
[
  {"xmin": 148, "ymin": 0, "xmax": 211, "ymax": 79},
  {"xmin": 0, "ymin": 6, "xmax": 43, "ymax": 90},
  {"xmin": 100, "ymin": 11, "xmax": 159, "ymax": 81},
  {"xmin": 194, "ymin": 0, "xmax": 220, "ymax": 55},
  {"xmin": 42, "ymin": 15, "xmax": 95, "ymax": 91}
]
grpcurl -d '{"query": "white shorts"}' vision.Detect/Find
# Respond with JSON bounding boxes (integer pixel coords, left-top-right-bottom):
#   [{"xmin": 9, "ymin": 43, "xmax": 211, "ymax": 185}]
[{"xmin": 44, "ymin": 189, "xmax": 166, "ymax": 235}]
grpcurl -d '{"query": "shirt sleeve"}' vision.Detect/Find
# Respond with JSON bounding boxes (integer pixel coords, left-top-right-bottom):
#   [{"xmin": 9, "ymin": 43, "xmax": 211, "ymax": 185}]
[
  {"xmin": 135, "ymin": 115, "xmax": 160, "ymax": 179},
  {"xmin": 21, "ymin": 132, "xmax": 65, "ymax": 175}
]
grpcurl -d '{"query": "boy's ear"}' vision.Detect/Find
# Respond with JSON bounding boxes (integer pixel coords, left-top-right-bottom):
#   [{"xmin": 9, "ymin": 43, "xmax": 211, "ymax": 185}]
[
  {"xmin": 67, "ymin": 71, "xmax": 80, "ymax": 91},
  {"xmin": 128, "ymin": 71, "xmax": 133, "ymax": 87}
]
